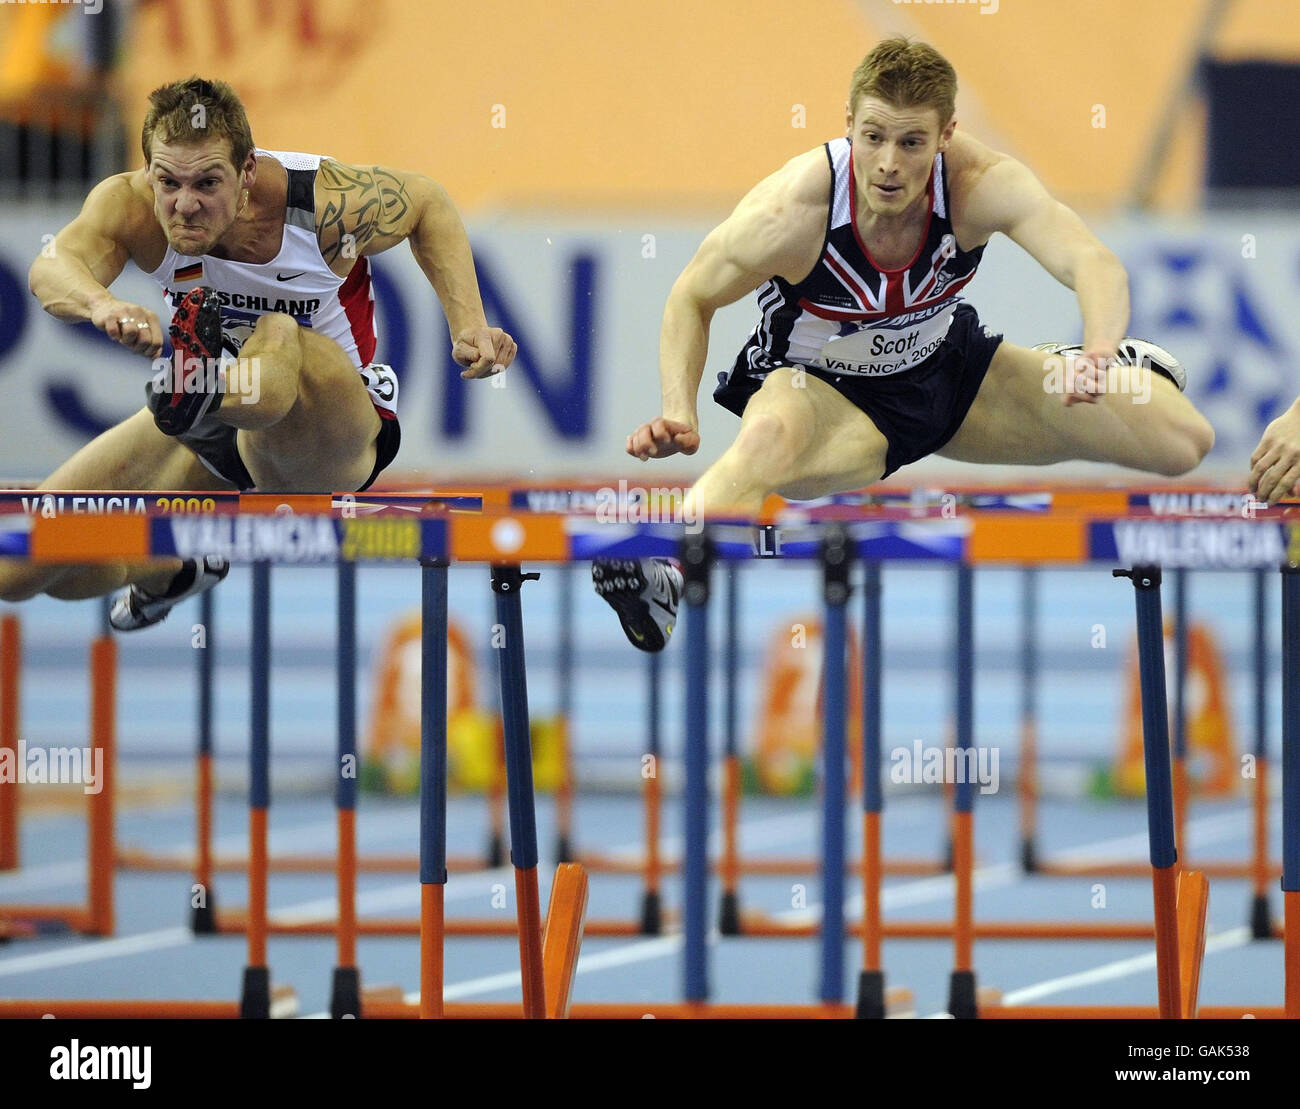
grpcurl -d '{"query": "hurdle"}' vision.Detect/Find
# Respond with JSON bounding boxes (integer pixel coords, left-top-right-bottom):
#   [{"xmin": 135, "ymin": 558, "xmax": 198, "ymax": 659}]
[
  {"xmin": 0, "ymin": 603, "xmax": 115, "ymax": 939},
  {"xmin": 0, "ymin": 567, "xmax": 296, "ymax": 1017},
  {"xmin": 725, "ymin": 561, "xmax": 1170, "ymax": 949},
  {"xmin": 641, "ymin": 491, "xmax": 1295, "ymax": 1018},
  {"xmin": 196, "ymin": 557, "xmax": 648, "ymax": 946},
  {"xmin": 3, "ymin": 486, "xmax": 1295, "ymax": 1018},
  {"xmin": 361, "ymin": 557, "xmax": 589, "ymax": 1018},
  {"xmin": 982, "ymin": 558, "xmax": 1300, "ymax": 1019},
  {"xmin": 0, "ymin": 498, "xmax": 589, "ymax": 1019},
  {"xmin": 661, "ymin": 525, "xmax": 914, "ymax": 1016},
  {"xmin": 114, "ymin": 574, "xmax": 507, "ymax": 882},
  {"xmin": 549, "ymin": 562, "xmax": 674, "ymax": 936},
  {"xmin": 1015, "ymin": 565, "xmax": 1284, "ymax": 949},
  {"xmin": 713, "ymin": 486, "xmax": 1275, "ymax": 951}
]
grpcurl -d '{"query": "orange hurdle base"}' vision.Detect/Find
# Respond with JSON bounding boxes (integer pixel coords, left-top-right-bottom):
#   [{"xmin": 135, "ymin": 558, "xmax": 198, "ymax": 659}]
[
  {"xmin": 366, "ymin": 992, "xmax": 916, "ymax": 1020},
  {"xmin": 114, "ymin": 848, "xmax": 501, "ymax": 874},
  {"xmin": 211, "ymin": 909, "xmax": 658, "ymax": 938},
  {"xmin": 0, "ymin": 984, "xmax": 298, "ymax": 1020}
]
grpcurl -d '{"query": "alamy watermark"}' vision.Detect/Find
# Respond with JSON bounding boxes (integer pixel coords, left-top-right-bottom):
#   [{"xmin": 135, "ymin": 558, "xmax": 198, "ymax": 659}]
[
  {"xmin": 150, "ymin": 355, "xmax": 261, "ymax": 405},
  {"xmin": 595, "ymin": 480, "xmax": 700, "ymax": 533},
  {"xmin": 1042, "ymin": 351, "xmax": 1152, "ymax": 404},
  {"xmin": 0, "ymin": 742, "xmax": 104, "ymax": 794},
  {"xmin": 50, "ymin": 1040, "xmax": 150, "ymax": 1089},
  {"xmin": 893, "ymin": 0, "xmax": 998, "ymax": 14},
  {"xmin": 889, "ymin": 741, "xmax": 1000, "ymax": 795}
]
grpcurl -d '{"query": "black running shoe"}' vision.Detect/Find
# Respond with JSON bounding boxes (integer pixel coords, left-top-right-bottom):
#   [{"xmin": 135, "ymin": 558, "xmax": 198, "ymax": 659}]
[
  {"xmin": 108, "ymin": 556, "xmax": 229, "ymax": 632},
  {"xmin": 150, "ymin": 286, "xmax": 225, "ymax": 435},
  {"xmin": 1033, "ymin": 338, "xmax": 1186, "ymax": 391},
  {"xmin": 592, "ymin": 556, "xmax": 683, "ymax": 653}
]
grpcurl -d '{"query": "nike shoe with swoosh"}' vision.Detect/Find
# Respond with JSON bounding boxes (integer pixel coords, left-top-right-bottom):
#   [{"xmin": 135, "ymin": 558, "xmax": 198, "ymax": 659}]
[{"xmin": 592, "ymin": 556, "xmax": 682, "ymax": 653}]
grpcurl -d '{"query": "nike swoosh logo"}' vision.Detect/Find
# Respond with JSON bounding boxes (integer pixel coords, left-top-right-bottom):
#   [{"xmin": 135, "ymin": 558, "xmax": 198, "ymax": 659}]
[{"xmin": 276, "ymin": 272, "xmax": 306, "ymax": 281}]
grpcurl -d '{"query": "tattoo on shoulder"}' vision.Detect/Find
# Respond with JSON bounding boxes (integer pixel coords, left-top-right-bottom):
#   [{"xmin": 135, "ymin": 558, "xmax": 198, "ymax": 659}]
[{"xmin": 316, "ymin": 161, "xmax": 412, "ymax": 264}]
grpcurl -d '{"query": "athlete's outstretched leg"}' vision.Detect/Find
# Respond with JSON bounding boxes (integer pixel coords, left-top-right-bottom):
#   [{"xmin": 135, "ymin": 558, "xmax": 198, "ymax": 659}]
[
  {"xmin": 687, "ymin": 368, "xmax": 889, "ymax": 519},
  {"xmin": 596, "ymin": 368, "xmax": 889, "ymax": 653},
  {"xmin": 0, "ymin": 409, "xmax": 231, "ymax": 604},
  {"xmin": 938, "ymin": 341, "xmax": 1214, "ymax": 473}
]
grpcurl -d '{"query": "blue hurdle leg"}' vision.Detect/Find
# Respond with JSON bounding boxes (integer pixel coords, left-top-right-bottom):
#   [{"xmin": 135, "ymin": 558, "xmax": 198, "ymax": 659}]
[
  {"xmin": 640, "ymin": 642, "xmax": 664, "ymax": 934},
  {"xmin": 330, "ymin": 561, "xmax": 361, "ymax": 1018},
  {"xmin": 191, "ymin": 587, "xmax": 217, "ymax": 934},
  {"xmin": 1250, "ymin": 569, "xmax": 1274, "ymax": 938},
  {"xmin": 718, "ymin": 561, "xmax": 741, "ymax": 935},
  {"xmin": 239, "ymin": 561, "xmax": 272, "ymax": 1019},
  {"xmin": 947, "ymin": 563, "xmax": 978, "ymax": 1019},
  {"xmin": 419, "ymin": 559, "xmax": 449, "ymax": 1019},
  {"xmin": 1172, "ymin": 570, "xmax": 1189, "ymax": 854},
  {"xmin": 680, "ymin": 533, "xmax": 713, "ymax": 1005},
  {"xmin": 1018, "ymin": 567, "xmax": 1039, "ymax": 873},
  {"xmin": 490, "ymin": 564, "xmax": 546, "ymax": 1018},
  {"xmin": 555, "ymin": 563, "xmax": 574, "ymax": 863},
  {"xmin": 819, "ymin": 527, "xmax": 851, "ymax": 1004},
  {"xmin": 1115, "ymin": 566, "xmax": 1182, "ymax": 1019},
  {"xmin": 1281, "ymin": 567, "xmax": 1300, "ymax": 1017}
]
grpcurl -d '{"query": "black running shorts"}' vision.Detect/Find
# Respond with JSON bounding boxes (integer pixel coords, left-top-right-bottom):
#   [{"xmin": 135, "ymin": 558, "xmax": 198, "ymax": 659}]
[
  {"xmin": 146, "ymin": 382, "xmax": 402, "ymax": 493},
  {"xmin": 715, "ymin": 301, "xmax": 1003, "ymax": 480}
]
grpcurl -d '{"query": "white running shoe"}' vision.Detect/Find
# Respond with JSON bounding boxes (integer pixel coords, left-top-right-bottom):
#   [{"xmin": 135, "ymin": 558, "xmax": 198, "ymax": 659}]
[
  {"xmin": 108, "ymin": 556, "xmax": 230, "ymax": 632},
  {"xmin": 592, "ymin": 556, "xmax": 683, "ymax": 653},
  {"xmin": 1033, "ymin": 338, "xmax": 1186, "ymax": 391}
]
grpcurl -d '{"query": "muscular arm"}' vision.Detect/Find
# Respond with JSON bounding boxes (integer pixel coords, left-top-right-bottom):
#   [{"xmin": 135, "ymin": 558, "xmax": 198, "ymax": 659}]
[
  {"xmin": 961, "ymin": 151, "xmax": 1129, "ymax": 359},
  {"xmin": 659, "ymin": 217, "xmax": 777, "ymax": 426},
  {"xmin": 633, "ymin": 155, "xmax": 824, "ymax": 457},
  {"xmin": 316, "ymin": 160, "xmax": 511, "ymax": 374},
  {"xmin": 28, "ymin": 174, "xmax": 164, "ymax": 356}
]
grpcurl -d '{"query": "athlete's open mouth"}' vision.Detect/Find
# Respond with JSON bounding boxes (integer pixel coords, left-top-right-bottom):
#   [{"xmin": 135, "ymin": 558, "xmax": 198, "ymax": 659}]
[{"xmin": 873, "ymin": 183, "xmax": 902, "ymax": 195}]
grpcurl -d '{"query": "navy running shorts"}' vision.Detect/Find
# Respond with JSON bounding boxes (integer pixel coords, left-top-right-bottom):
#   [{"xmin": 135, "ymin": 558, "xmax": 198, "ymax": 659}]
[{"xmin": 714, "ymin": 301, "xmax": 1003, "ymax": 480}]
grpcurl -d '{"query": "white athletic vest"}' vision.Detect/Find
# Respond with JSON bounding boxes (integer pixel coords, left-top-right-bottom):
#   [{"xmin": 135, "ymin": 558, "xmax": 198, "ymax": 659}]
[
  {"xmin": 734, "ymin": 138, "xmax": 986, "ymax": 378},
  {"xmin": 146, "ymin": 149, "xmax": 393, "ymax": 415}
]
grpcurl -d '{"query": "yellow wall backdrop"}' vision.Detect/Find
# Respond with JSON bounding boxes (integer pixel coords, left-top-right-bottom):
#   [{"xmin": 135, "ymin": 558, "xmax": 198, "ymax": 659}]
[{"xmin": 106, "ymin": 0, "xmax": 1296, "ymax": 216}]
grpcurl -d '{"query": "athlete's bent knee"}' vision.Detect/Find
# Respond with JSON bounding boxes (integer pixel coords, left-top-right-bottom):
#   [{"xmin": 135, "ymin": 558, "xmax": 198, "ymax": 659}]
[
  {"xmin": 732, "ymin": 411, "xmax": 807, "ymax": 475},
  {"xmin": 1157, "ymin": 413, "xmax": 1215, "ymax": 477},
  {"xmin": 250, "ymin": 312, "xmax": 301, "ymax": 348}
]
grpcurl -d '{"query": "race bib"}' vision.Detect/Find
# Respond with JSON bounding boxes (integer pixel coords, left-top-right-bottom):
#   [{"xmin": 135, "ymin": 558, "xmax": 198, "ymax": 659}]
[
  {"xmin": 819, "ymin": 306, "xmax": 955, "ymax": 377},
  {"xmin": 360, "ymin": 362, "xmax": 400, "ymax": 417}
]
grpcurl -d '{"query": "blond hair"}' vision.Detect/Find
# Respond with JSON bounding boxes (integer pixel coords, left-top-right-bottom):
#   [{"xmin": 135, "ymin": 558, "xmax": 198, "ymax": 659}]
[{"xmin": 849, "ymin": 38, "xmax": 957, "ymax": 125}]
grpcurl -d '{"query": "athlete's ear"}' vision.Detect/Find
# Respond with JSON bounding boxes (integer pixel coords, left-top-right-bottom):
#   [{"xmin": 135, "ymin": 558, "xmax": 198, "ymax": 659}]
[
  {"xmin": 240, "ymin": 149, "xmax": 257, "ymax": 190},
  {"xmin": 844, "ymin": 99, "xmax": 854, "ymax": 137},
  {"xmin": 939, "ymin": 115, "xmax": 957, "ymax": 152}
]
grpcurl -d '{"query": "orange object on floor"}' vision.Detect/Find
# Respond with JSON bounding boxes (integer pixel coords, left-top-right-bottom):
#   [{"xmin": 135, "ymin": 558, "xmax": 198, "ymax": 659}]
[
  {"xmin": 752, "ymin": 614, "xmax": 862, "ymax": 795},
  {"xmin": 1116, "ymin": 620, "xmax": 1237, "ymax": 797}
]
